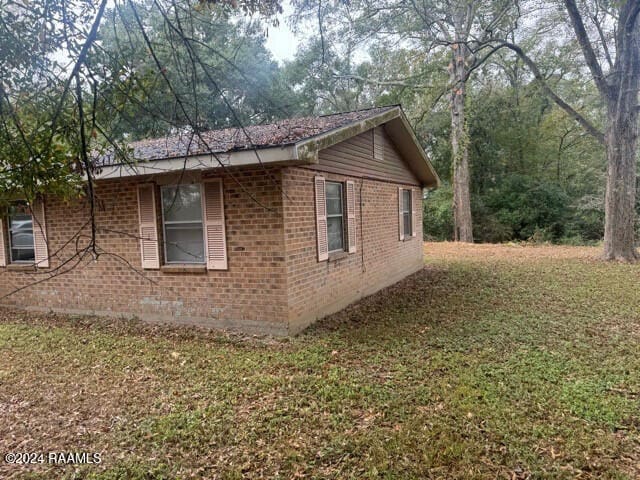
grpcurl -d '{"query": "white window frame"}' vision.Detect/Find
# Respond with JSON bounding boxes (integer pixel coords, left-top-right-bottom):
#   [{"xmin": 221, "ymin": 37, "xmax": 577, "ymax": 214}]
[
  {"xmin": 7, "ymin": 203, "xmax": 35, "ymax": 264},
  {"xmin": 160, "ymin": 184, "xmax": 206, "ymax": 265},
  {"xmin": 402, "ymin": 189, "xmax": 413, "ymax": 238},
  {"xmin": 326, "ymin": 181, "xmax": 346, "ymax": 253}
]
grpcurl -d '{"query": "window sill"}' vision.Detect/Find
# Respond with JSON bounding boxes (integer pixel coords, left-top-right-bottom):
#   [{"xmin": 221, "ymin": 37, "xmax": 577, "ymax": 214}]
[
  {"xmin": 328, "ymin": 251, "xmax": 349, "ymax": 262},
  {"xmin": 6, "ymin": 264, "xmax": 37, "ymax": 272},
  {"xmin": 160, "ymin": 264, "xmax": 207, "ymax": 274}
]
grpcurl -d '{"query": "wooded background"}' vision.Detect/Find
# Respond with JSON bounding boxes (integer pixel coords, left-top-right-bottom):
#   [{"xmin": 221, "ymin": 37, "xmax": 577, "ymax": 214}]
[{"xmin": 0, "ymin": 0, "xmax": 638, "ymax": 258}]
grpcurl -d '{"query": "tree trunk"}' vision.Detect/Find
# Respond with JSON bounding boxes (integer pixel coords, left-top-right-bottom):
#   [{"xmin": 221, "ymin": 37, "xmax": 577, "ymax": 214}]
[
  {"xmin": 603, "ymin": 101, "xmax": 639, "ymax": 261},
  {"xmin": 450, "ymin": 43, "xmax": 474, "ymax": 242},
  {"xmin": 602, "ymin": 0, "xmax": 640, "ymax": 261},
  {"xmin": 560, "ymin": 0, "xmax": 639, "ymax": 260}
]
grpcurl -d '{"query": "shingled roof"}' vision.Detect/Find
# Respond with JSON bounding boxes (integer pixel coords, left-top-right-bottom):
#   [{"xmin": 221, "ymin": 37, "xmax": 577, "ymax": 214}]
[
  {"xmin": 96, "ymin": 105, "xmax": 440, "ymax": 187},
  {"xmin": 102, "ymin": 106, "xmax": 397, "ymax": 165}
]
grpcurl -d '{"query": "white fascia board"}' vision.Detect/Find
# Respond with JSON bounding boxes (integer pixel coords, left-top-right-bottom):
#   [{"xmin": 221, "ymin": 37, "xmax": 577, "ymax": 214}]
[{"xmin": 93, "ymin": 145, "xmax": 299, "ymax": 180}]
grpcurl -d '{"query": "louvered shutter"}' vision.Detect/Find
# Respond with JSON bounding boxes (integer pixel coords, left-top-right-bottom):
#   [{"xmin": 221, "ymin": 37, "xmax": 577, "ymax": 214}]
[
  {"xmin": 137, "ymin": 184, "xmax": 160, "ymax": 269},
  {"xmin": 203, "ymin": 178, "xmax": 227, "ymax": 270},
  {"xmin": 0, "ymin": 217, "xmax": 6, "ymax": 267},
  {"xmin": 32, "ymin": 198, "xmax": 49, "ymax": 268},
  {"xmin": 315, "ymin": 176, "xmax": 328, "ymax": 261},
  {"xmin": 346, "ymin": 180, "xmax": 357, "ymax": 253},
  {"xmin": 398, "ymin": 187, "xmax": 405, "ymax": 241},
  {"xmin": 412, "ymin": 189, "xmax": 419, "ymax": 238}
]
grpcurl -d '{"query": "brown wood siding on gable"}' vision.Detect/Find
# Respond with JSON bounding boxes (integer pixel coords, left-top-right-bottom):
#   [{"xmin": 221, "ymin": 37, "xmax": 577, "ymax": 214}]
[{"xmin": 315, "ymin": 127, "xmax": 420, "ymax": 185}]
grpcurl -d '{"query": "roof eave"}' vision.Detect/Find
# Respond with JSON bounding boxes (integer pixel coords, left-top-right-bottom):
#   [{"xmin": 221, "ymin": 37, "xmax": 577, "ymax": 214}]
[{"xmin": 92, "ymin": 144, "xmax": 299, "ymax": 180}]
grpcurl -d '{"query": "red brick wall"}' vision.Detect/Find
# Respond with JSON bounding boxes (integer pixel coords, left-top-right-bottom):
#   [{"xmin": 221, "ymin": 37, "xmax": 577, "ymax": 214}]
[
  {"xmin": 0, "ymin": 132, "xmax": 426, "ymax": 335},
  {"xmin": 282, "ymin": 166, "xmax": 424, "ymax": 333},
  {"xmin": 0, "ymin": 168, "xmax": 290, "ymax": 335}
]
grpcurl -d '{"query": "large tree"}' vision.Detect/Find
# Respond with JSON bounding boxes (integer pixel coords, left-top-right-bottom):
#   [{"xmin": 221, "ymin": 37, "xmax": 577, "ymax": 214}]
[
  {"xmin": 421, "ymin": 44, "xmax": 606, "ymax": 244},
  {"xmin": 291, "ymin": 0, "xmax": 520, "ymax": 242},
  {"xmin": 569, "ymin": 0, "xmax": 640, "ymax": 260},
  {"xmin": 92, "ymin": 0, "xmax": 294, "ymax": 141},
  {"xmin": 494, "ymin": 0, "xmax": 640, "ymax": 260},
  {"xmin": 0, "ymin": 0, "xmax": 286, "ymax": 196}
]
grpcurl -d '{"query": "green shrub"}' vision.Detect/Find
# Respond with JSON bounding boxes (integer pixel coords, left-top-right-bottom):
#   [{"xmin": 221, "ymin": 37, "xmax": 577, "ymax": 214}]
[
  {"xmin": 470, "ymin": 195, "xmax": 512, "ymax": 243},
  {"xmin": 423, "ymin": 185, "xmax": 454, "ymax": 241},
  {"xmin": 485, "ymin": 175, "xmax": 570, "ymax": 242}
]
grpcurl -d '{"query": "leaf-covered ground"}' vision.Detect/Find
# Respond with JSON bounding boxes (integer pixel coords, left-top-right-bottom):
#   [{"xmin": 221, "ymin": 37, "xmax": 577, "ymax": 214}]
[{"xmin": 1, "ymin": 242, "xmax": 639, "ymax": 479}]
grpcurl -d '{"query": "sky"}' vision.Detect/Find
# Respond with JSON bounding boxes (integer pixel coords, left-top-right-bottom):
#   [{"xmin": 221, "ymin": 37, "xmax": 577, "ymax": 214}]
[
  {"xmin": 263, "ymin": 1, "xmax": 298, "ymax": 63},
  {"xmin": 262, "ymin": 1, "xmax": 371, "ymax": 66}
]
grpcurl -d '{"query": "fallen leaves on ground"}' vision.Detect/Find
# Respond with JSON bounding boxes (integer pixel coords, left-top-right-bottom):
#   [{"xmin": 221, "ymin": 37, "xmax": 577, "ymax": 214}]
[{"xmin": 1, "ymin": 242, "xmax": 639, "ymax": 479}]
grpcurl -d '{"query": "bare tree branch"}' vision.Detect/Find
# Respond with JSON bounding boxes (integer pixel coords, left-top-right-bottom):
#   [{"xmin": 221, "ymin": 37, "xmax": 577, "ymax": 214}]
[{"xmin": 493, "ymin": 40, "xmax": 605, "ymax": 145}]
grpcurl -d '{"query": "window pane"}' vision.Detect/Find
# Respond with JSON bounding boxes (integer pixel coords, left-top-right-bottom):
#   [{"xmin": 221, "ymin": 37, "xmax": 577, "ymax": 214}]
[
  {"xmin": 403, "ymin": 190, "xmax": 411, "ymax": 212},
  {"xmin": 326, "ymin": 198, "xmax": 343, "ymax": 216},
  {"xmin": 326, "ymin": 182, "xmax": 343, "ymax": 216},
  {"xmin": 10, "ymin": 225, "xmax": 34, "ymax": 247},
  {"xmin": 11, "ymin": 248, "xmax": 35, "ymax": 262},
  {"xmin": 9, "ymin": 212, "xmax": 31, "ymax": 222},
  {"xmin": 326, "ymin": 182, "xmax": 342, "ymax": 199},
  {"xmin": 9, "ymin": 202, "xmax": 30, "ymax": 217},
  {"xmin": 165, "ymin": 226, "xmax": 205, "ymax": 263},
  {"xmin": 162, "ymin": 185, "xmax": 203, "ymax": 222},
  {"xmin": 9, "ymin": 204, "xmax": 35, "ymax": 262},
  {"xmin": 404, "ymin": 212, "xmax": 412, "ymax": 237},
  {"xmin": 327, "ymin": 216, "xmax": 344, "ymax": 252}
]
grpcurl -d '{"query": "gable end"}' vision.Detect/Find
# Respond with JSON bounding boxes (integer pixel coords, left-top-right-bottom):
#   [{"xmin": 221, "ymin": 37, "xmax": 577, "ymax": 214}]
[{"xmin": 314, "ymin": 126, "xmax": 420, "ymax": 185}]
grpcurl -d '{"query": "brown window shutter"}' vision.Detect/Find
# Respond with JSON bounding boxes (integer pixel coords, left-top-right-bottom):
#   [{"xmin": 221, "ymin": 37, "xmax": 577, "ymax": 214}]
[
  {"xmin": 137, "ymin": 183, "xmax": 160, "ymax": 269},
  {"xmin": 346, "ymin": 180, "xmax": 357, "ymax": 253},
  {"xmin": 32, "ymin": 198, "xmax": 49, "ymax": 268},
  {"xmin": 0, "ymin": 217, "xmax": 6, "ymax": 267},
  {"xmin": 412, "ymin": 188, "xmax": 419, "ymax": 237},
  {"xmin": 203, "ymin": 178, "xmax": 227, "ymax": 270},
  {"xmin": 315, "ymin": 176, "xmax": 328, "ymax": 261},
  {"xmin": 398, "ymin": 187, "xmax": 405, "ymax": 241}
]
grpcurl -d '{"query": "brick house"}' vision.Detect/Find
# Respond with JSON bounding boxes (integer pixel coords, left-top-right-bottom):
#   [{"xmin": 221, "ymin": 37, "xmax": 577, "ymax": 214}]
[{"xmin": 0, "ymin": 106, "xmax": 439, "ymax": 335}]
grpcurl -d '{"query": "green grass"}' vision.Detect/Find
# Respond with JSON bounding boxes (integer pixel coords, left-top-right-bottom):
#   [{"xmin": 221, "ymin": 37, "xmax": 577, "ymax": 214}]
[{"xmin": 1, "ymin": 243, "xmax": 639, "ymax": 479}]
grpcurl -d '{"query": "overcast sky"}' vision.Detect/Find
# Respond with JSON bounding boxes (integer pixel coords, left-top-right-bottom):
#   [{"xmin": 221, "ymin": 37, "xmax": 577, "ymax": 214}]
[{"xmin": 263, "ymin": 1, "xmax": 298, "ymax": 63}]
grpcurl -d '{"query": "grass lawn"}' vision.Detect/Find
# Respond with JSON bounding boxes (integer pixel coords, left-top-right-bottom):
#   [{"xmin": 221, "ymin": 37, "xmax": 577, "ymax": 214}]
[{"xmin": 1, "ymin": 242, "xmax": 639, "ymax": 479}]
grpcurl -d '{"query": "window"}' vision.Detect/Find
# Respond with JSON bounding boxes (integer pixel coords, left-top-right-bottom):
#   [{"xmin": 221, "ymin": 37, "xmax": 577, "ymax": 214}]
[
  {"xmin": 161, "ymin": 184, "xmax": 205, "ymax": 264},
  {"xmin": 402, "ymin": 189, "xmax": 412, "ymax": 237},
  {"xmin": 8, "ymin": 202, "xmax": 35, "ymax": 263},
  {"xmin": 326, "ymin": 181, "xmax": 345, "ymax": 252}
]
